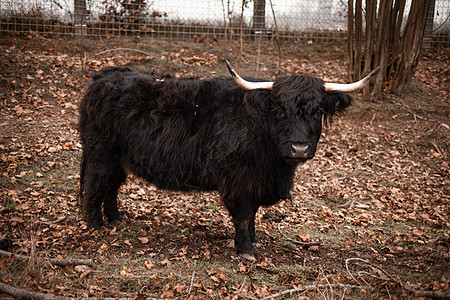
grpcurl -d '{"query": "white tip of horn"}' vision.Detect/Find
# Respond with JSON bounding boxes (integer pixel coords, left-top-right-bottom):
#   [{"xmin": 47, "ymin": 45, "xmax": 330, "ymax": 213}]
[
  {"xmin": 225, "ymin": 60, "xmax": 274, "ymax": 90},
  {"xmin": 324, "ymin": 66, "xmax": 381, "ymax": 93}
]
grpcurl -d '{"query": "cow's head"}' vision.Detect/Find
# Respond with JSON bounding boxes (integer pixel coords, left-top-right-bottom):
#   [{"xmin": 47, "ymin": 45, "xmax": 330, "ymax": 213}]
[{"xmin": 226, "ymin": 61, "xmax": 380, "ymax": 163}]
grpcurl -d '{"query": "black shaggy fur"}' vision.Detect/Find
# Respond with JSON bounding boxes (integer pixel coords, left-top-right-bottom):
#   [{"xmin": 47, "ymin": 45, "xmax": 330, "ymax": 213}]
[{"xmin": 79, "ymin": 66, "xmax": 352, "ymax": 256}]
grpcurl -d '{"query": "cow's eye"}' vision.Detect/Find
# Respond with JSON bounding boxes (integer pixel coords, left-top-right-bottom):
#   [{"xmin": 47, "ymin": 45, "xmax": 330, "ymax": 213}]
[
  {"xmin": 314, "ymin": 110, "xmax": 322, "ymax": 119},
  {"xmin": 277, "ymin": 107, "xmax": 286, "ymax": 118}
]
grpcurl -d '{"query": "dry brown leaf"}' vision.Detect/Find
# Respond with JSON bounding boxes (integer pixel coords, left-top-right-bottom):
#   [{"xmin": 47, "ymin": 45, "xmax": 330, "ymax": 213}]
[
  {"xmin": 144, "ymin": 259, "xmax": 154, "ymax": 270},
  {"xmin": 120, "ymin": 266, "xmax": 134, "ymax": 276},
  {"xmin": 138, "ymin": 237, "xmax": 149, "ymax": 244}
]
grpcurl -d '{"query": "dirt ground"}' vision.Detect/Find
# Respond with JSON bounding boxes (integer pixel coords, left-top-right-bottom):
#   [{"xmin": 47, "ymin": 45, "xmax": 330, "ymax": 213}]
[{"xmin": 0, "ymin": 34, "xmax": 449, "ymax": 299}]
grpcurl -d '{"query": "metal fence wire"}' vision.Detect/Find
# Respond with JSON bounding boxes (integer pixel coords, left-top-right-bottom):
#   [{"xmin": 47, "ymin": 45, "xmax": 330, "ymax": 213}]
[{"xmin": 0, "ymin": 0, "xmax": 449, "ymax": 47}]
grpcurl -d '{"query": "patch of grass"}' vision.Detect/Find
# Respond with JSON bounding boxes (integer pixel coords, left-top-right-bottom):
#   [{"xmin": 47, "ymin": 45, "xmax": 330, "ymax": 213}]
[
  {"xmin": 278, "ymin": 264, "xmax": 316, "ymax": 279},
  {"xmin": 4, "ymin": 197, "xmax": 16, "ymax": 212},
  {"xmin": 352, "ymin": 96, "xmax": 397, "ymax": 113},
  {"xmin": 282, "ymin": 241, "xmax": 295, "ymax": 248},
  {"xmin": 207, "ymin": 205, "xmax": 218, "ymax": 211},
  {"xmin": 362, "ymin": 103, "xmax": 373, "ymax": 111},
  {"xmin": 9, "ymin": 150, "xmax": 81, "ymax": 194}
]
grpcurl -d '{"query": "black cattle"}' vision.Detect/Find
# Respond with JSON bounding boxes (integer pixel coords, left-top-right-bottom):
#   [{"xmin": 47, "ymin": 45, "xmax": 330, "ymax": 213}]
[{"xmin": 79, "ymin": 62, "xmax": 379, "ymax": 260}]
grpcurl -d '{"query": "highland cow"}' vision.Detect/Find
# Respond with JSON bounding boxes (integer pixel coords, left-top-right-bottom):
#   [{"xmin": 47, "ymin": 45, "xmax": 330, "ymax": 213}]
[{"xmin": 79, "ymin": 61, "xmax": 379, "ymax": 260}]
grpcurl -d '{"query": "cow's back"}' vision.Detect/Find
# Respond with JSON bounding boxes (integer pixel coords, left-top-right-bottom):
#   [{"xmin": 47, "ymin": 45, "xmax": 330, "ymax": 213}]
[{"xmin": 79, "ymin": 67, "xmax": 241, "ymax": 191}]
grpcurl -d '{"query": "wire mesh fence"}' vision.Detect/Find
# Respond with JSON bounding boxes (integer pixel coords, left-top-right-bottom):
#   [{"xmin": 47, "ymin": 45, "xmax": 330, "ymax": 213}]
[{"xmin": 0, "ymin": 0, "xmax": 449, "ymax": 47}]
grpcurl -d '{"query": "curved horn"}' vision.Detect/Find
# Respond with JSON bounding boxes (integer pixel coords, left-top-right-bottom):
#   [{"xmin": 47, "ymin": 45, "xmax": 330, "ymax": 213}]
[
  {"xmin": 324, "ymin": 66, "xmax": 381, "ymax": 93},
  {"xmin": 225, "ymin": 60, "xmax": 274, "ymax": 90}
]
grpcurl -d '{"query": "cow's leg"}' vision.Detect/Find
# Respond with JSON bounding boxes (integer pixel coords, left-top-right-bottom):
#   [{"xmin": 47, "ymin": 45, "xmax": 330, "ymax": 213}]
[
  {"xmin": 103, "ymin": 168, "xmax": 126, "ymax": 223},
  {"xmin": 224, "ymin": 196, "xmax": 258, "ymax": 260},
  {"xmin": 81, "ymin": 162, "xmax": 106, "ymax": 229},
  {"xmin": 233, "ymin": 217, "xmax": 255, "ymax": 257},
  {"xmin": 80, "ymin": 149, "xmax": 124, "ymax": 229}
]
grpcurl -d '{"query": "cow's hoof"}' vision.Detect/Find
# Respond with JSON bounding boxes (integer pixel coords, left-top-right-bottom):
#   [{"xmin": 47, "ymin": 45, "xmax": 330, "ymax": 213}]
[
  {"xmin": 107, "ymin": 217, "xmax": 122, "ymax": 225},
  {"xmin": 88, "ymin": 220, "xmax": 105, "ymax": 230},
  {"xmin": 239, "ymin": 253, "xmax": 256, "ymax": 262}
]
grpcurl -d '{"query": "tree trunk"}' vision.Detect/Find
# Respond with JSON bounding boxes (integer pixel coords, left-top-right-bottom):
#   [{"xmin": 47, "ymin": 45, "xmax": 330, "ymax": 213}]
[
  {"xmin": 390, "ymin": 0, "xmax": 432, "ymax": 95},
  {"xmin": 347, "ymin": 0, "xmax": 432, "ymax": 99},
  {"xmin": 373, "ymin": 0, "xmax": 393, "ymax": 100},
  {"xmin": 390, "ymin": 0, "xmax": 406, "ymax": 67},
  {"xmin": 253, "ymin": 0, "xmax": 266, "ymax": 32},
  {"xmin": 347, "ymin": 0, "xmax": 354, "ymax": 81},
  {"xmin": 354, "ymin": 0, "xmax": 363, "ymax": 81},
  {"xmin": 74, "ymin": 0, "xmax": 87, "ymax": 35},
  {"xmin": 362, "ymin": 0, "xmax": 376, "ymax": 96}
]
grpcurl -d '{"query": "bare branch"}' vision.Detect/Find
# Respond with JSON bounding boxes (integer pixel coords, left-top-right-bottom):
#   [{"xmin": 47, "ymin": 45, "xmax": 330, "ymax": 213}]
[
  {"xmin": 0, "ymin": 282, "xmax": 72, "ymax": 300},
  {"xmin": 95, "ymin": 48, "xmax": 153, "ymax": 57},
  {"xmin": 186, "ymin": 271, "xmax": 195, "ymax": 297},
  {"xmin": 260, "ymin": 284, "xmax": 362, "ymax": 300},
  {"xmin": 345, "ymin": 257, "xmax": 450, "ymax": 299},
  {"xmin": 277, "ymin": 223, "xmax": 321, "ymax": 247},
  {"xmin": 345, "ymin": 257, "xmax": 395, "ymax": 281},
  {"xmin": 0, "ymin": 249, "xmax": 93, "ymax": 267},
  {"xmin": 231, "ymin": 277, "xmax": 247, "ymax": 300}
]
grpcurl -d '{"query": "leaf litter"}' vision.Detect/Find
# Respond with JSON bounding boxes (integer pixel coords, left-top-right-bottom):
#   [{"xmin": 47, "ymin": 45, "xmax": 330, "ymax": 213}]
[{"xmin": 0, "ymin": 35, "xmax": 448, "ymax": 299}]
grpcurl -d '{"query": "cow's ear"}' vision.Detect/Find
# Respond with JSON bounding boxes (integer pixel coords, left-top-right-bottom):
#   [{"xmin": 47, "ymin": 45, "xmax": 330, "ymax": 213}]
[{"xmin": 322, "ymin": 92, "xmax": 352, "ymax": 116}]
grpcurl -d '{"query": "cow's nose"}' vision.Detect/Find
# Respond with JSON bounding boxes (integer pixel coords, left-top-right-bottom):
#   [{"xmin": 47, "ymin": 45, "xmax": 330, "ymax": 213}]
[{"xmin": 291, "ymin": 143, "xmax": 309, "ymax": 159}]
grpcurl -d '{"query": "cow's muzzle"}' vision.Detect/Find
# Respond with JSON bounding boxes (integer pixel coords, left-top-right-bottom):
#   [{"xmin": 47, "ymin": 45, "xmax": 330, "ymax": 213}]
[{"xmin": 291, "ymin": 143, "xmax": 311, "ymax": 159}]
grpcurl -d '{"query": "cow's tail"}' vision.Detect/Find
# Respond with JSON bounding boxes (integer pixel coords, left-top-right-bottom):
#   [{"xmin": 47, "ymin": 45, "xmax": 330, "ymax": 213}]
[{"xmin": 78, "ymin": 150, "xmax": 87, "ymax": 220}]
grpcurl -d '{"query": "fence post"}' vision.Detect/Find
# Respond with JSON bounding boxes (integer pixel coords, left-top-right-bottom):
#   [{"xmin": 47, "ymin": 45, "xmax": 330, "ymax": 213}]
[{"xmin": 74, "ymin": 0, "xmax": 87, "ymax": 35}]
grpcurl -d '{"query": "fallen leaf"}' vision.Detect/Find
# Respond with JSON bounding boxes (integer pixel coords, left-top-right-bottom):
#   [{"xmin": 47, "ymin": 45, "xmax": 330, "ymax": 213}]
[
  {"xmin": 144, "ymin": 259, "xmax": 154, "ymax": 270},
  {"xmin": 120, "ymin": 266, "xmax": 134, "ymax": 276},
  {"xmin": 299, "ymin": 231, "xmax": 310, "ymax": 242},
  {"xmin": 138, "ymin": 237, "xmax": 149, "ymax": 244},
  {"xmin": 239, "ymin": 264, "xmax": 246, "ymax": 273},
  {"xmin": 161, "ymin": 259, "xmax": 171, "ymax": 266}
]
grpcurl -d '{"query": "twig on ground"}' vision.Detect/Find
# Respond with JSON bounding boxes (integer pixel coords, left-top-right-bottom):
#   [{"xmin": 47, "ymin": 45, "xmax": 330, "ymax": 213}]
[
  {"xmin": 277, "ymin": 223, "xmax": 321, "ymax": 247},
  {"xmin": 322, "ymin": 271, "xmax": 334, "ymax": 297},
  {"xmin": 345, "ymin": 258, "xmax": 364, "ymax": 286},
  {"xmin": 186, "ymin": 271, "xmax": 195, "ymax": 298},
  {"xmin": 348, "ymin": 199, "xmax": 356, "ymax": 210},
  {"xmin": 345, "ymin": 257, "xmax": 395, "ymax": 283},
  {"xmin": 36, "ymin": 221, "xmax": 64, "ymax": 227},
  {"xmin": 370, "ymin": 112, "xmax": 376, "ymax": 126},
  {"xmin": 412, "ymin": 290, "xmax": 450, "ymax": 299},
  {"xmin": 408, "ymin": 109, "xmax": 423, "ymax": 122},
  {"xmin": 357, "ymin": 270, "xmax": 390, "ymax": 281},
  {"xmin": 0, "ymin": 249, "xmax": 93, "ymax": 267},
  {"xmin": 431, "ymin": 142, "xmax": 444, "ymax": 156},
  {"xmin": 231, "ymin": 277, "xmax": 247, "ymax": 300},
  {"xmin": 255, "ymin": 265, "xmax": 279, "ymax": 274},
  {"xmin": 259, "ymin": 284, "xmax": 361, "ymax": 300},
  {"xmin": 27, "ymin": 231, "xmax": 38, "ymax": 272},
  {"xmin": 94, "ymin": 48, "xmax": 153, "ymax": 57},
  {"xmin": 345, "ymin": 257, "xmax": 450, "ymax": 299},
  {"xmin": 35, "ymin": 216, "xmax": 67, "ymax": 227},
  {"xmin": 96, "ymin": 274, "xmax": 153, "ymax": 279},
  {"xmin": 391, "ymin": 96, "xmax": 433, "ymax": 123},
  {"xmin": 0, "ymin": 282, "xmax": 72, "ymax": 300}
]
